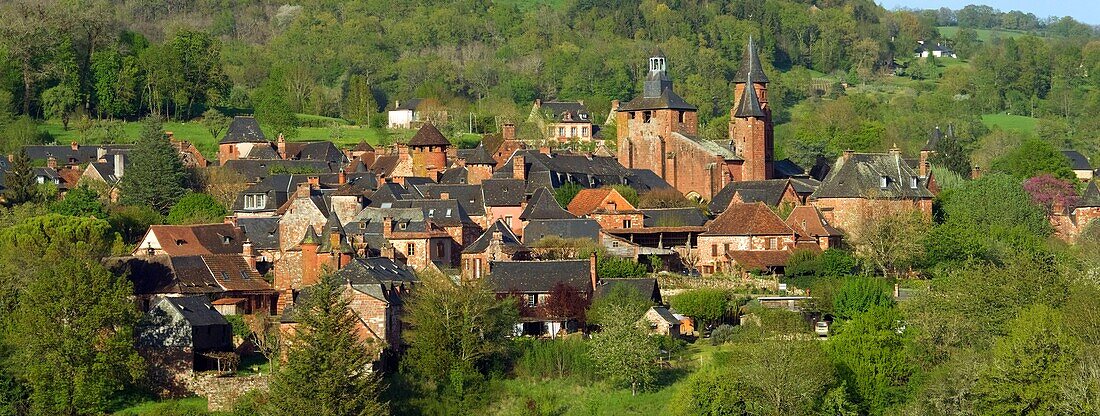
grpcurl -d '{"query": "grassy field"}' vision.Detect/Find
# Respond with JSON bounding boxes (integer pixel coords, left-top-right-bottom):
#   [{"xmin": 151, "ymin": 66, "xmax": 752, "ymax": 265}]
[
  {"xmin": 39, "ymin": 116, "xmax": 413, "ymax": 159},
  {"xmin": 981, "ymin": 113, "xmax": 1039, "ymax": 134},
  {"xmin": 112, "ymin": 396, "xmax": 213, "ymax": 416},
  {"xmin": 936, "ymin": 26, "xmax": 1039, "ymax": 42}
]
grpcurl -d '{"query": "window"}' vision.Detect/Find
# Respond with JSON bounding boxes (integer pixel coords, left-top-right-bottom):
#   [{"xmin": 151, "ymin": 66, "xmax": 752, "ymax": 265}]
[
  {"xmin": 767, "ymin": 237, "xmax": 778, "ymax": 250},
  {"xmin": 879, "ymin": 176, "xmax": 888, "ymax": 189},
  {"xmin": 910, "ymin": 176, "xmax": 919, "ymax": 189},
  {"xmin": 244, "ymin": 194, "xmax": 267, "ymax": 210},
  {"xmin": 711, "ymin": 244, "xmax": 718, "ymax": 256},
  {"xmin": 582, "ymin": 127, "xmax": 589, "ymax": 137},
  {"xmin": 724, "ymin": 243, "xmax": 730, "ymax": 253},
  {"xmin": 643, "ymin": 111, "xmax": 652, "ymax": 123},
  {"xmin": 399, "ymin": 222, "xmax": 407, "ymax": 230},
  {"xmin": 623, "ymin": 219, "xmax": 632, "ymax": 228},
  {"xmin": 678, "ymin": 111, "xmax": 686, "ymax": 123},
  {"xmin": 428, "ymin": 209, "xmax": 435, "ymax": 217},
  {"xmin": 558, "ymin": 127, "xmax": 565, "ymax": 136},
  {"xmin": 222, "ymin": 236, "xmax": 232, "ymax": 245},
  {"xmin": 526, "ymin": 295, "xmax": 537, "ymax": 307},
  {"xmin": 570, "ymin": 127, "xmax": 577, "ymax": 137},
  {"xmin": 407, "ymin": 243, "xmax": 415, "ymax": 256},
  {"xmin": 446, "ymin": 209, "xmax": 452, "ymax": 217},
  {"xmin": 504, "ymin": 216, "xmax": 513, "ymax": 227},
  {"xmin": 607, "ymin": 202, "xmax": 617, "ymax": 211},
  {"xmin": 436, "ymin": 242, "xmax": 444, "ymax": 258}
]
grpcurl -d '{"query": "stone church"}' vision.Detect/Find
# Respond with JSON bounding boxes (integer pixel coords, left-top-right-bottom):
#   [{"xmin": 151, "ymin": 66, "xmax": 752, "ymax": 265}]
[{"xmin": 616, "ymin": 38, "xmax": 779, "ymax": 201}]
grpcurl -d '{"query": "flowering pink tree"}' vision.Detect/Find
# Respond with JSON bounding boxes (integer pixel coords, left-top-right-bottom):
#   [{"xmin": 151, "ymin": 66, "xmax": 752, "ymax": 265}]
[{"xmin": 1023, "ymin": 174, "xmax": 1079, "ymax": 213}]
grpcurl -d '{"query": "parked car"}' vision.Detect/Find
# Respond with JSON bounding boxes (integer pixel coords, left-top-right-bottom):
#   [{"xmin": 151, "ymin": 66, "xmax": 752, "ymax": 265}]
[{"xmin": 815, "ymin": 321, "xmax": 829, "ymax": 337}]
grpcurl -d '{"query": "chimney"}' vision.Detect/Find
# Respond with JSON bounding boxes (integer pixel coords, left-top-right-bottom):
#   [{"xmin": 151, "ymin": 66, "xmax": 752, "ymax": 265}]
[
  {"xmin": 381, "ymin": 243, "xmax": 396, "ymax": 260},
  {"xmin": 382, "ymin": 216, "xmax": 393, "ymax": 238},
  {"xmin": 589, "ymin": 252, "xmax": 598, "ymax": 291},
  {"xmin": 539, "ymin": 146, "xmax": 550, "ymax": 155},
  {"xmin": 224, "ymin": 215, "xmax": 238, "ymax": 226},
  {"xmin": 512, "ymin": 155, "xmax": 525, "ymax": 180},
  {"xmin": 243, "ymin": 240, "xmax": 256, "ymax": 270},
  {"xmin": 296, "ymin": 182, "xmax": 312, "ymax": 199},
  {"xmin": 889, "ymin": 143, "xmax": 901, "ymax": 157},
  {"xmin": 842, "ymin": 149, "xmax": 854, "ymax": 161},
  {"xmin": 46, "ymin": 156, "xmax": 57, "ymax": 170},
  {"xmin": 70, "ymin": 141, "xmax": 79, "ymax": 151},
  {"xmin": 338, "ymin": 170, "xmax": 347, "ymax": 185},
  {"xmin": 502, "ymin": 123, "xmax": 516, "ymax": 141},
  {"xmin": 307, "ymin": 175, "xmax": 320, "ymax": 187},
  {"xmin": 971, "ymin": 166, "xmax": 982, "ymax": 180},
  {"xmin": 919, "ymin": 150, "xmax": 930, "ymax": 178},
  {"xmin": 611, "ymin": 100, "xmax": 620, "ymax": 111},
  {"xmin": 277, "ymin": 134, "xmax": 286, "ymax": 159},
  {"xmin": 113, "ymin": 153, "xmax": 124, "ymax": 179},
  {"xmin": 439, "ymin": 192, "xmax": 450, "ymax": 200}
]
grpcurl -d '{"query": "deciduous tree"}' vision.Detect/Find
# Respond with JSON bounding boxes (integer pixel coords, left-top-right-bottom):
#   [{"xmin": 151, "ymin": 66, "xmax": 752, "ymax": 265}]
[{"xmin": 587, "ymin": 284, "xmax": 656, "ymax": 396}]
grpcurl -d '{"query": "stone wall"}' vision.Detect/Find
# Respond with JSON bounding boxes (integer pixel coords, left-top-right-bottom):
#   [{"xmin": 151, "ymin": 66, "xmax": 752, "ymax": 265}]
[{"xmin": 188, "ymin": 373, "xmax": 270, "ymax": 412}]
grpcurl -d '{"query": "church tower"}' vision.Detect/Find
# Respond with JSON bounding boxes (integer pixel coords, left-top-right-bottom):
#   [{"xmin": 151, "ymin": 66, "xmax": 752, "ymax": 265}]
[
  {"xmin": 730, "ymin": 37, "xmax": 774, "ymax": 181},
  {"xmin": 616, "ymin": 49, "xmax": 698, "ymax": 178}
]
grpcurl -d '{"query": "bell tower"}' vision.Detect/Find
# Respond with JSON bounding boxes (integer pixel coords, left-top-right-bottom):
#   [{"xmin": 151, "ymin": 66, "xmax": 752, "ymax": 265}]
[{"xmin": 730, "ymin": 36, "xmax": 773, "ymax": 181}]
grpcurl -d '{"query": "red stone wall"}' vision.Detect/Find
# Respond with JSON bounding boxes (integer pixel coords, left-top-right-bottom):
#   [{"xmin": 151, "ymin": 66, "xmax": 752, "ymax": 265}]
[
  {"xmin": 813, "ymin": 197, "xmax": 932, "ymax": 234},
  {"xmin": 411, "ymin": 146, "xmax": 447, "ymax": 178},
  {"xmin": 590, "ymin": 212, "xmax": 645, "ymax": 230}
]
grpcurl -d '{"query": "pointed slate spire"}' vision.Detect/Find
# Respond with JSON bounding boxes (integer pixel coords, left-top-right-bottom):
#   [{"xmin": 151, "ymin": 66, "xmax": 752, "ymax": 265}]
[
  {"xmin": 299, "ymin": 225, "xmax": 322, "ymax": 246},
  {"xmin": 644, "ymin": 47, "xmax": 673, "ymax": 98},
  {"xmin": 924, "ymin": 126, "xmax": 943, "ymax": 151},
  {"xmin": 735, "ymin": 36, "xmax": 770, "ymax": 84},
  {"xmin": 1078, "ymin": 181, "xmax": 1100, "ymax": 208},
  {"xmin": 733, "ymin": 65, "xmax": 765, "ymax": 118}
]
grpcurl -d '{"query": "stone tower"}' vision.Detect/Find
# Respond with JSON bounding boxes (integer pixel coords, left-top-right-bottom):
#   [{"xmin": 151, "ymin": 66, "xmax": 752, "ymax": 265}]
[
  {"xmin": 729, "ymin": 37, "xmax": 774, "ymax": 181},
  {"xmin": 408, "ymin": 122, "xmax": 450, "ymax": 179},
  {"xmin": 616, "ymin": 48, "xmax": 698, "ymax": 179}
]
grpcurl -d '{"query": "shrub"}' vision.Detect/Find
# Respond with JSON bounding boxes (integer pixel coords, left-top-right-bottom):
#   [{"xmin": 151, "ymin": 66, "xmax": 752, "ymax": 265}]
[
  {"xmin": 167, "ymin": 192, "xmax": 228, "ymax": 225},
  {"xmin": 710, "ymin": 324, "xmax": 737, "ymax": 345},
  {"xmin": 512, "ymin": 337, "xmax": 593, "ymax": 380}
]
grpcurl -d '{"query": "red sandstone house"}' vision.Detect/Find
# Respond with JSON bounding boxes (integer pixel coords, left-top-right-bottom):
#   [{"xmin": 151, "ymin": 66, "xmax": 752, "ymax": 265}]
[
  {"xmin": 461, "ymin": 220, "xmax": 531, "ymax": 280},
  {"xmin": 696, "ymin": 202, "xmax": 796, "ymax": 276},
  {"xmin": 368, "ymin": 123, "xmax": 451, "ymax": 182},
  {"xmin": 106, "ymin": 254, "xmax": 277, "ymax": 314},
  {"xmin": 566, "ymin": 188, "xmax": 644, "ymax": 230},
  {"xmin": 617, "ymin": 40, "xmax": 800, "ymax": 201},
  {"xmin": 529, "ymin": 100, "xmax": 595, "ymax": 143},
  {"xmin": 134, "ymin": 223, "xmax": 246, "ymax": 257},
  {"xmin": 809, "ymin": 148, "xmax": 934, "ymax": 233},
  {"xmin": 785, "ymin": 205, "xmax": 843, "ymax": 250},
  {"xmin": 1051, "ymin": 181, "xmax": 1100, "ymax": 242}
]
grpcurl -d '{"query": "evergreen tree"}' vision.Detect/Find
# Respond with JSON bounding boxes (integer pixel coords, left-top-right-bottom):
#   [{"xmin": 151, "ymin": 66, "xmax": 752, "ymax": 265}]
[
  {"xmin": 255, "ymin": 73, "xmax": 298, "ymax": 138},
  {"xmin": 10, "ymin": 245, "xmax": 143, "ymax": 416},
  {"xmin": 267, "ymin": 275, "xmax": 386, "ymax": 416},
  {"xmin": 3, "ymin": 149, "xmax": 35, "ymax": 205},
  {"xmin": 49, "ymin": 183, "xmax": 107, "ymax": 218},
  {"xmin": 930, "ymin": 127, "xmax": 972, "ymax": 177},
  {"xmin": 118, "ymin": 117, "xmax": 187, "ymax": 214},
  {"xmin": 343, "ymin": 74, "xmax": 378, "ymax": 126}
]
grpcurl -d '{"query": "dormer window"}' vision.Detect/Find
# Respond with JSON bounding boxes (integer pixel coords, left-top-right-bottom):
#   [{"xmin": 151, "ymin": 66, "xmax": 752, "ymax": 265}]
[
  {"xmin": 879, "ymin": 176, "xmax": 888, "ymax": 189},
  {"xmin": 399, "ymin": 222, "xmax": 407, "ymax": 230},
  {"xmin": 222, "ymin": 236, "xmax": 231, "ymax": 245},
  {"xmin": 175, "ymin": 239, "xmax": 187, "ymax": 246},
  {"xmin": 607, "ymin": 202, "xmax": 617, "ymax": 211},
  {"xmin": 910, "ymin": 176, "xmax": 919, "ymax": 189},
  {"xmin": 244, "ymin": 194, "xmax": 266, "ymax": 210}
]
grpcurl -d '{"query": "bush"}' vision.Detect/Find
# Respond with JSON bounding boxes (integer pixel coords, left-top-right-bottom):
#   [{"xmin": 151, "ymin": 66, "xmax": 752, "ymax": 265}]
[
  {"xmin": 833, "ymin": 276, "xmax": 895, "ymax": 320},
  {"xmin": 597, "ymin": 256, "xmax": 647, "ymax": 279},
  {"xmin": 167, "ymin": 192, "xmax": 228, "ymax": 225},
  {"xmin": 709, "ymin": 324, "xmax": 738, "ymax": 345},
  {"xmin": 512, "ymin": 337, "xmax": 593, "ymax": 380}
]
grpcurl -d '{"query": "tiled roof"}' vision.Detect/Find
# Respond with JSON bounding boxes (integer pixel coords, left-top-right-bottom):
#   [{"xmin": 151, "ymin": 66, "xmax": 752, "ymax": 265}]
[
  {"xmin": 567, "ymin": 188, "xmax": 616, "ymax": 216},
  {"xmin": 784, "ymin": 205, "xmax": 842, "ymax": 239},
  {"xmin": 145, "ymin": 224, "xmax": 245, "ymax": 256},
  {"xmin": 220, "ymin": 116, "xmax": 268, "ymax": 144},
  {"xmin": 107, "ymin": 254, "xmax": 273, "ymax": 296},
  {"xmin": 618, "ymin": 87, "xmax": 697, "ymax": 111},
  {"xmin": 1078, "ymin": 181, "xmax": 1100, "ymax": 208},
  {"xmin": 536, "ymin": 101, "xmax": 591, "ymax": 123},
  {"xmin": 811, "ymin": 153, "xmax": 934, "ymax": 200},
  {"xmin": 393, "ymin": 98, "xmax": 422, "ymax": 111},
  {"xmin": 408, "ymin": 123, "xmax": 450, "ymax": 147},
  {"xmin": 703, "ymin": 202, "xmax": 793, "ymax": 236},
  {"xmin": 520, "ymin": 187, "xmax": 575, "ymax": 220},
  {"xmin": 486, "ymin": 260, "xmax": 592, "ymax": 293}
]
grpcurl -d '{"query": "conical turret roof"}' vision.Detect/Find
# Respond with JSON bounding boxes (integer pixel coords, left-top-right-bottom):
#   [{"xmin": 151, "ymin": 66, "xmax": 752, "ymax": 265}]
[
  {"xmin": 733, "ymin": 68, "xmax": 765, "ymax": 118},
  {"xmin": 735, "ymin": 36, "xmax": 770, "ymax": 84}
]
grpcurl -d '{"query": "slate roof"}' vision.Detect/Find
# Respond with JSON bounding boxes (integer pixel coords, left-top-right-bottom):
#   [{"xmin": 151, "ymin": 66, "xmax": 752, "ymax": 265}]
[
  {"xmin": 618, "ymin": 87, "xmax": 697, "ymax": 111},
  {"xmin": 408, "ymin": 123, "xmax": 450, "ymax": 147},
  {"xmin": 704, "ymin": 202, "xmax": 793, "ymax": 236},
  {"xmin": 785, "ymin": 205, "xmax": 842, "ymax": 239},
  {"xmin": 158, "ymin": 296, "xmax": 229, "ymax": 327},
  {"xmin": 237, "ymin": 217, "xmax": 281, "ymax": 250},
  {"xmin": 495, "ymin": 150, "xmax": 672, "ymax": 193},
  {"xmin": 463, "ymin": 220, "xmax": 528, "ymax": 254},
  {"xmin": 733, "ymin": 68, "xmax": 765, "ymax": 118},
  {"xmin": 338, "ymin": 257, "xmax": 418, "ymax": 302},
  {"xmin": 387, "ymin": 199, "xmax": 474, "ymax": 227},
  {"xmin": 1078, "ymin": 181, "xmax": 1100, "ymax": 208},
  {"xmin": 352, "ymin": 141, "xmax": 375, "ymax": 152},
  {"xmin": 369, "ymin": 154, "xmax": 400, "ymax": 177},
  {"xmin": 414, "ymin": 184, "xmax": 486, "ymax": 216},
  {"xmin": 727, "ymin": 250, "xmax": 792, "ymax": 270},
  {"xmin": 438, "ymin": 166, "xmax": 469, "ymax": 184},
  {"xmin": 107, "ymin": 254, "xmax": 274, "ymax": 296},
  {"xmin": 811, "ymin": 153, "xmax": 934, "ymax": 200},
  {"xmin": 486, "ymin": 260, "xmax": 592, "ymax": 293},
  {"xmin": 143, "ymin": 224, "xmax": 245, "ymax": 256},
  {"xmin": 595, "ymin": 278, "xmax": 661, "ymax": 304},
  {"xmin": 23, "ymin": 144, "xmax": 131, "ymax": 165},
  {"xmin": 393, "ymin": 98, "xmax": 422, "ymax": 111},
  {"xmin": 220, "ymin": 116, "xmax": 268, "ymax": 144},
  {"xmin": 368, "ymin": 182, "xmax": 416, "ymax": 207},
  {"xmin": 925, "ymin": 126, "xmax": 944, "ymax": 152},
  {"xmin": 648, "ymin": 305, "xmax": 679, "ymax": 325},
  {"xmin": 1063, "ymin": 150, "xmax": 1091, "ymax": 171},
  {"xmin": 244, "ymin": 144, "xmax": 279, "ymax": 159},
  {"xmin": 332, "ymin": 174, "xmax": 379, "ymax": 196},
  {"xmin": 709, "ymin": 179, "xmax": 791, "ymax": 214},
  {"xmin": 523, "ymin": 219, "xmax": 601, "ymax": 244},
  {"xmin": 464, "ymin": 145, "xmax": 497, "ymax": 165},
  {"xmin": 773, "ymin": 159, "xmax": 806, "ymax": 178},
  {"xmin": 641, "ymin": 208, "xmax": 708, "ymax": 227},
  {"xmin": 735, "ymin": 36, "xmax": 770, "ymax": 84},
  {"xmin": 285, "ymin": 141, "xmax": 346, "ymax": 163},
  {"xmin": 788, "ymin": 176, "xmax": 821, "ymax": 195},
  {"xmin": 481, "ymin": 179, "xmax": 526, "ymax": 206},
  {"xmin": 232, "ymin": 174, "xmax": 334, "ymax": 212},
  {"xmin": 222, "ymin": 159, "xmax": 340, "ymax": 182},
  {"xmin": 520, "ymin": 187, "xmax": 575, "ymax": 220},
  {"xmin": 537, "ymin": 101, "xmax": 591, "ymax": 123},
  {"xmin": 672, "ymin": 133, "xmax": 740, "ymax": 161}
]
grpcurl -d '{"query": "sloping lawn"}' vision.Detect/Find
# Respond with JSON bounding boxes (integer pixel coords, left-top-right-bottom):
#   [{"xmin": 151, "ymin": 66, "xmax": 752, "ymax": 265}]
[
  {"xmin": 112, "ymin": 396, "xmax": 212, "ymax": 415},
  {"xmin": 981, "ymin": 113, "xmax": 1038, "ymax": 134},
  {"xmin": 936, "ymin": 26, "xmax": 1039, "ymax": 42}
]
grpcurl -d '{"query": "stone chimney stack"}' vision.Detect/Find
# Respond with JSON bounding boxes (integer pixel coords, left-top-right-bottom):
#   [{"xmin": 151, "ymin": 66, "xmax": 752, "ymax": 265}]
[
  {"xmin": 512, "ymin": 155, "xmax": 525, "ymax": 180},
  {"xmin": 842, "ymin": 149, "xmax": 854, "ymax": 161},
  {"xmin": 589, "ymin": 252, "xmax": 598, "ymax": 291},
  {"xmin": 338, "ymin": 170, "xmax": 347, "ymax": 185},
  {"xmin": 440, "ymin": 192, "xmax": 450, "ymax": 200},
  {"xmin": 277, "ymin": 134, "xmax": 287, "ymax": 159},
  {"xmin": 114, "ymin": 153, "xmax": 124, "ymax": 179},
  {"xmin": 243, "ymin": 240, "xmax": 256, "ymax": 270},
  {"xmin": 46, "ymin": 156, "xmax": 56, "ymax": 170},
  {"xmin": 70, "ymin": 141, "xmax": 79, "ymax": 151},
  {"xmin": 611, "ymin": 100, "xmax": 620, "ymax": 112},
  {"xmin": 296, "ymin": 182, "xmax": 312, "ymax": 199},
  {"xmin": 382, "ymin": 216, "xmax": 393, "ymax": 238},
  {"xmin": 307, "ymin": 175, "xmax": 320, "ymax": 187},
  {"xmin": 502, "ymin": 123, "xmax": 516, "ymax": 141}
]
